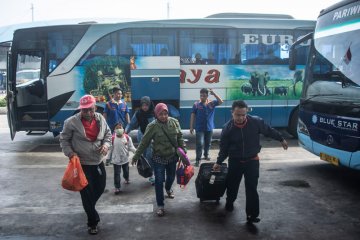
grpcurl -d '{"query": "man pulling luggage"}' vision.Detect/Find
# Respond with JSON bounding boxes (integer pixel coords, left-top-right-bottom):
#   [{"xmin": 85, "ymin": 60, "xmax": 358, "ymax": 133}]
[{"xmin": 213, "ymin": 100, "xmax": 288, "ymax": 223}]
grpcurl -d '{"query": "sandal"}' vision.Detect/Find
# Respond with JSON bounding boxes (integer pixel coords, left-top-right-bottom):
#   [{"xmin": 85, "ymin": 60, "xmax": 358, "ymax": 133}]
[
  {"xmin": 88, "ymin": 226, "xmax": 98, "ymax": 235},
  {"xmin": 156, "ymin": 208, "xmax": 165, "ymax": 217},
  {"xmin": 166, "ymin": 189, "xmax": 175, "ymax": 199}
]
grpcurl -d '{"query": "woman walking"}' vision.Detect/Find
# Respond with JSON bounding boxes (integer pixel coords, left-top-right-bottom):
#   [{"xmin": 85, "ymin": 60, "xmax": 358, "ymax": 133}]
[{"xmin": 132, "ymin": 103, "xmax": 186, "ymax": 217}]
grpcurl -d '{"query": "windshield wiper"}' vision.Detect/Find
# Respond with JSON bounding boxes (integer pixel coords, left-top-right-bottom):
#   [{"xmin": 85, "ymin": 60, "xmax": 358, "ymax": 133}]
[
  {"xmin": 301, "ymin": 93, "xmax": 343, "ymax": 105},
  {"xmin": 328, "ymin": 100, "xmax": 360, "ymax": 107},
  {"xmin": 329, "ymin": 70, "xmax": 351, "ymax": 88}
]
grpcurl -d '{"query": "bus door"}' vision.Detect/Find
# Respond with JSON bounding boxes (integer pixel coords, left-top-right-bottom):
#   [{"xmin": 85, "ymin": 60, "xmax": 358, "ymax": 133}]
[
  {"xmin": 9, "ymin": 50, "xmax": 48, "ymax": 139},
  {"xmin": 130, "ymin": 56, "xmax": 180, "ymax": 116},
  {"xmin": 6, "ymin": 51, "xmax": 16, "ymax": 140}
]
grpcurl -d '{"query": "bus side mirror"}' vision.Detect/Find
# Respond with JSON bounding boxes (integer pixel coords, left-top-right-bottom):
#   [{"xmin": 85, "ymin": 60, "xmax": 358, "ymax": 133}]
[
  {"xmin": 289, "ymin": 47, "xmax": 297, "ymax": 71},
  {"xmin": 289, "ymin": 32, "xmax": 313, "ymax": 71}
]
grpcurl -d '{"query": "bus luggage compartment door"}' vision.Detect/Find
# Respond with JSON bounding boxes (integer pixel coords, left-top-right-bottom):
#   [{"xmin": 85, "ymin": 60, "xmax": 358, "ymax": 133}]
[{"xmin": 131, "ymin": 56, "xmax": 180, "ymax": 115}]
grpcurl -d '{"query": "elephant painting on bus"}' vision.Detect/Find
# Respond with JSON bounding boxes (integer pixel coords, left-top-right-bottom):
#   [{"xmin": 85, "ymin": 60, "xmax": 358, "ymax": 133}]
[{"xmin": 249, "ymin": 71, "xmax": 271, "ymax": 96}]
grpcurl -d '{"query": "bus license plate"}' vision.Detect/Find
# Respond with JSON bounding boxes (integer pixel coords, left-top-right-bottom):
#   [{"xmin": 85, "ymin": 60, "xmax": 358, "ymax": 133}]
[{"xmin": 320, "ymin": 152, "xmax": 339, "ymax": 166}]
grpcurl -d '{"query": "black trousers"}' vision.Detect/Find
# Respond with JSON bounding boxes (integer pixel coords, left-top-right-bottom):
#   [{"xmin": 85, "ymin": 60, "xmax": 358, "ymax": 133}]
[
  {"xmin": 113, "ymin": 162, "xmax": 129, "ymax": 189},
  {"xmin": 226, "ymin": 159, "xmax": 260, "ymax": 218},
  {"xmin": 80, "ymin": 162, "xmax": 106, "ymax": 227}
]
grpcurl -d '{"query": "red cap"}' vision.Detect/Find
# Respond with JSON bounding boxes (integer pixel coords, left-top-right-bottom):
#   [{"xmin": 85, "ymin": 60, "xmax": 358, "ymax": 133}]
[{"xmin": 79, "ymin": 95, "xmax": 96, "ymax": 109}]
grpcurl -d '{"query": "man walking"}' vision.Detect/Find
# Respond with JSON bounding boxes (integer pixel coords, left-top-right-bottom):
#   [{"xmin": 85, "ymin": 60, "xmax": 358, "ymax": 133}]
[
  {"xmin": 103, "ymin": 87, "xmax": 130, "ymax": 131},
  {"xmin": 190, "ymin": 88, "xmax": 223, "ymax": 166},
  {"xmin": 60, "ymin": 94, "xmax": 112, "ymax": 235},
  {"xmin": 213, "ymin": 100, "xmax": 288, "ymax": 223}
]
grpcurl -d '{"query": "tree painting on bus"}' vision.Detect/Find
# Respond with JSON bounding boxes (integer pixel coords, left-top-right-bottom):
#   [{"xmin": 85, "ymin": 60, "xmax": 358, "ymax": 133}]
[{"xmin": 82, "ymin": 56, "xmax": 131, "ymax": 103}]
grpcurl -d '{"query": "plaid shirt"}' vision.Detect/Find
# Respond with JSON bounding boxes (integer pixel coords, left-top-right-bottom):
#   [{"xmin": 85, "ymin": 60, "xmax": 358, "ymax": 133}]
[{"xmin": 152, "ymin": 154, "xmax": 177, "ymax": 165}]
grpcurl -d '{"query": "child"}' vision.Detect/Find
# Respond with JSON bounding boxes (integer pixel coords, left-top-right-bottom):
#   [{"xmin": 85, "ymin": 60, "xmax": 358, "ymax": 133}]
[{"xmin": 111, "ymin": 123, "xmax": 136, "ymax": 194}]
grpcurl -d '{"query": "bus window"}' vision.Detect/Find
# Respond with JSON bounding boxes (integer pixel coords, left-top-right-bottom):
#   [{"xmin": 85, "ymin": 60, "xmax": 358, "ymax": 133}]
[
  {"xmin": 179, "ymin": 28, "xmax": 236, "ymax": 64},
  {"xmin": 241, "ymin": 30, "xmax": 295, "ymax": 65},
  {"xmin": 152, "ymin": 29, "xmax": 176, "ymax": 56},
  {"xmin": 16, "ymin": 53, "xmax": 41, "ymax": 85},
  {"xmin": 45, "ymin": 26, "xmax": 89, "ymax": 73},
  {"xmin": 79, "ymin": 33, "xmax": 119, "ymax": 64}
]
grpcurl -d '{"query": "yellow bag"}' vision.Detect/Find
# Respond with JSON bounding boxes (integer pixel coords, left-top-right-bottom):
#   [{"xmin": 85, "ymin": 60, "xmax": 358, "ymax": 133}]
[{"xmin": 61, "ymin": 156, "xmax": 88, "ymax": 191}]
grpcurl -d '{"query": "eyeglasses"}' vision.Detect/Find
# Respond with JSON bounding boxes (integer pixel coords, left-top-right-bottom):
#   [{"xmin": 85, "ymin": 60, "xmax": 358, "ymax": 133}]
[{"xmin": 81, "ymin": 108, "xmax": 95, "ymax": 113}]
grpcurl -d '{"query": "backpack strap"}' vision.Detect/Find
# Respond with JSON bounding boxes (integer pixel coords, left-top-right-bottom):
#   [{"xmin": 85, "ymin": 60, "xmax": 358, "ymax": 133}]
[
  {"xmin": 124, "ymin": 133, "xmax": 129, "ymax": 143},
  {"xmin": 124, "ymin": 133, "xmax": 131, "ymax": 151},
  {"xmin": 111, "ymin": 132, "xmax": 115, "ymax": 145}
]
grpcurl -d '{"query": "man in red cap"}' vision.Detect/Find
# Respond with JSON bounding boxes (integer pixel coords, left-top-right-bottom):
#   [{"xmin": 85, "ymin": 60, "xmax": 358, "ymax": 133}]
[{"xmin": 60, "ymin": 94, "xmax": 112, "ymax": 235}]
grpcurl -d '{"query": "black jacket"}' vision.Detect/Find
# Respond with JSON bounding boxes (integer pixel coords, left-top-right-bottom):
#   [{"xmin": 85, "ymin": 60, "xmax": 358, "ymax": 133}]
[{"xmin": 216, "ymin": 115, "xmax": 284, "ymax": 164}]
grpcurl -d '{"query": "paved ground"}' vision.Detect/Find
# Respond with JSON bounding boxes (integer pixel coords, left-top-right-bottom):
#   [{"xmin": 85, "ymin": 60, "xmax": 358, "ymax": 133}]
[{"xmin": 1, "ymin": 115, "xmax": 360, "ymax": 239}]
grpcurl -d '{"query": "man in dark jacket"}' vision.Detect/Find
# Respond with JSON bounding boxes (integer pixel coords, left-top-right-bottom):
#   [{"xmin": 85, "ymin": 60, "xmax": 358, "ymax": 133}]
[{"xmin": 213, "ymin": 100, "xmax": 288, "ymax": 223}]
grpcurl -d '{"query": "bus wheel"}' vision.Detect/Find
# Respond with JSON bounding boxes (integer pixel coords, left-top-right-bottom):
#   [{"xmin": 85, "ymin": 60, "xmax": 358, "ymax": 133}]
[{"xmin": 287, "ymin": 108, "xmax": 298, "ymax": 138}]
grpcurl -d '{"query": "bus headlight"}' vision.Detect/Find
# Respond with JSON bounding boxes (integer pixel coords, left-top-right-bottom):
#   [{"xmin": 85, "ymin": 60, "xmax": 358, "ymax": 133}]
[{"xmin": 298, "ymin": 118, "xmax": 309, "ymax": 136}]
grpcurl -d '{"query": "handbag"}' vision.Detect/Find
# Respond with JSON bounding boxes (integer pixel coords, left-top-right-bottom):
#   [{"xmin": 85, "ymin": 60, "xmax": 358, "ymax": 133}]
[
  {"xmin": 160, "ymin": 127, "xmax": 191, "ymax": 166},
  {"xmin": 176, "ymin": 160, "xmax": 194, "ymax": 188},
  {"xmin": 137, "ymin": 155, "xmax": 153, "ymax": 178},
  {"xmin": 61, "ymin": 156, "xmax": 88, "ymax": 191}
]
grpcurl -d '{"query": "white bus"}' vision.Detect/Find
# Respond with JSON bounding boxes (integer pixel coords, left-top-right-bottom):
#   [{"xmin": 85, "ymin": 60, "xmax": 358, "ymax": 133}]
[
  {"xmin": 290, "ymin": 0, "xmax": 360, "ymax": 169},
  {"xmin": 6, "ymin": 14, "xmax": 315, "ymax": 139}
]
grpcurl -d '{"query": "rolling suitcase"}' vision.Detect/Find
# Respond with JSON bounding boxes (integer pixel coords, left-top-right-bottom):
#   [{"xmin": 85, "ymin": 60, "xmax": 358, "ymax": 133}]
[{"xmin": 195, "ymin": 162, "xmax": 228, "ymax": 203}]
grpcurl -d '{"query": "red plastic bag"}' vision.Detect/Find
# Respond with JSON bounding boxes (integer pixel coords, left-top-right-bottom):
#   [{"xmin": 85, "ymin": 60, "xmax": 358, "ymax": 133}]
[
  {"xmin": 176, "ymin": 161, "xmax": 194, "ymax": 188},
  {"xmin": 61, "ymin": 156, "xmax": 88, "ymax": 191}
]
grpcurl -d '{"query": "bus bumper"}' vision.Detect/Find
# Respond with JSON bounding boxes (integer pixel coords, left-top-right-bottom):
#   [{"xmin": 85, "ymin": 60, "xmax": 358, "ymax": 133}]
[{"xmin": 298, "ymin": 132, "xmax": 360, "ymax": 169}]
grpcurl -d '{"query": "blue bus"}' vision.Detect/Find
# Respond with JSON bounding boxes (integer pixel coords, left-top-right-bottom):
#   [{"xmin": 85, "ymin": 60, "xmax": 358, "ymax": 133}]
[
  {"xmin": 290, "ymin": 0, "xmax": 360, "ymax": 169},
  {"xmin": 6, "ymin": 14, "xmax": 314, "ymax": 139}
]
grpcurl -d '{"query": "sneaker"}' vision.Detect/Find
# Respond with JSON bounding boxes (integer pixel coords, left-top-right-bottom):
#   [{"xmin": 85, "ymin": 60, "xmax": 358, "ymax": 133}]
[
  {"xmin": 114, "ymin": 188, "xmax": 121, "ymax": 195},
  {"xmin": 88, "ymin": 226, "xmax": 98, "ymax": 235},
  {"xmin": 156, "ymin": 207, "xmax": 165, "ymax": 217},
  {"xmin": 247, "ymin": 216, "xmax": 260, "ymax": 223},
  {"xmin": 148, "ymin": 177, "xmax": 155, "ymax": 185},
  {"xmin": 202, "ymin": 156, "xmax": 211, "ymax": 161},
  {"xmin": 195, "ymin": 160, "xmax": 200, "ymax": 167},
  {"xmin": 166, "ymin": 189, "xmax": 175, "ymax": 199},
  {"xmin": 225, "ymin": 202, "xmax": 234, "ymax": 212},
  {"xmin": 124, "ymin": 179, "xmax": 130, "ymax": 184}
]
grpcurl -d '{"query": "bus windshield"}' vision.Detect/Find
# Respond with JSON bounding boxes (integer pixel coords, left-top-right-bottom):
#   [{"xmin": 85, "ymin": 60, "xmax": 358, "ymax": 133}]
[{"xmin": 305, "ymin": 4, "xmax": 360, "ymax": 105}]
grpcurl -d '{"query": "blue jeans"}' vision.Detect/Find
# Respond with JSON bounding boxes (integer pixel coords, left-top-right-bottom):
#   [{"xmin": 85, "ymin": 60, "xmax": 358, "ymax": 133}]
[
  {"xmin": 153, "ymin": 160, "xmax": 177, "ymax": 207},
  {"xmin": 195, "ymin": 131, "xmax": 213, "ymax": 161}
]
